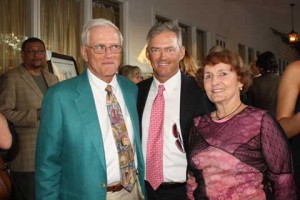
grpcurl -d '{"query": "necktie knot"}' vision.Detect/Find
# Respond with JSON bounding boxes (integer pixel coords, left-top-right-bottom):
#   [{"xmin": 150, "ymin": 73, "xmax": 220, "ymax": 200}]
[
  {"xmin": 105, "ymin": 85, "xmax": 112, "ymax": 93},
  {"xmin": 158, "ymin": 85, "xmax": 165, "ymax": 95}
]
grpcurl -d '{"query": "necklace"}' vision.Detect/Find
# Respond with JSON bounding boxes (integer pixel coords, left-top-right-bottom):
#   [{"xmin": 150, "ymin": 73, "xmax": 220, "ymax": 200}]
[{"xmin": 215, "ymin": 102, "xmax": 242, "ymax": 120}]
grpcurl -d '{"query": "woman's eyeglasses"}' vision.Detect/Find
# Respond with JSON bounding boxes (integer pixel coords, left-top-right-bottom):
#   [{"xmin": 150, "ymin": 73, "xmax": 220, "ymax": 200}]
[{"xmin": 173, "ymin": 124, "xmax": 185, "ymax": 153}]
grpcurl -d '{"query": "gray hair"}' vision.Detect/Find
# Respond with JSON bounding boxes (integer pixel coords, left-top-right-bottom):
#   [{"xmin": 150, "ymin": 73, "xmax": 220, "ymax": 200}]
[
  {"xmin": 146, "ymin": 22, "xmax": 182, "ymax": 46},
  {"xmin": 81, "ymin": 18, "xmax": 123, "ymax": 46}
]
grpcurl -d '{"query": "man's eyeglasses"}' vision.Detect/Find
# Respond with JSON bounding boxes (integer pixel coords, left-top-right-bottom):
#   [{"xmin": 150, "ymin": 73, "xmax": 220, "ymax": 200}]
[
  {"xmin": 173, "ymin": 123, "xmax": 185, "ymax": 153},
  {"xmin": 148, "ymin": 47, "xmax": 177, "ymax": 55},
  {"xmin": 24, "ymin": 50, "xmax": 46, "ymax": 55},
  {"xmin": 85, "ymin": 44, "xmax": 122, "ymax": 54}
]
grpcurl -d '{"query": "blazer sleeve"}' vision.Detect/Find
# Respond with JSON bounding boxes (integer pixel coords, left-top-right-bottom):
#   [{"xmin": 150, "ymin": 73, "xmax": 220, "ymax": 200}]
[{"xmin": 35, "ymin": 86, "xmax": 63, "ymax": 200}]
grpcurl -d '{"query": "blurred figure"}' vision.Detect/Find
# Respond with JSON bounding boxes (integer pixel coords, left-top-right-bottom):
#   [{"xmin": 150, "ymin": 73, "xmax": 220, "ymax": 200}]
[
  {"xmin": 277, "ymin": 60, "xmax": 300, "ymax": 198},
  {"xmin": 0, "ymin": 37, "xmax": 58, "ymax": 200},
  {"xmin": 35, "ymin": 18, "xmax": 145, "ymax": 200},
  {"xmin": 187, "ymin": 49, "xmax": 296, "ymax": 199},
  {"xmin": 249, "ymin": 60, "xmax": 261, "ymax": 78},
  {"xmin": 208, "ymin": 45, "xmax": 224, "ymax": 54},
  {"xmin": 179, "ymin": 50, "xmax": 198, "ymax": 77},
  {"xmin": 0, "ymin": 113, "xmax": 12, "ymax": 200},
  {"xmin": 119, "ymin": 65, "xmax": 143, "ymax": 84},
  {"xmin": 0, "ymin": 113, "xmax": 12, "ymax": 150},
  {"xmin": 138, "ymin": 21, "xmax": 211, "ymax": 200},
  {"xmin": 247, "ymin": 51, "xmax": 280, "ymax": 116}
]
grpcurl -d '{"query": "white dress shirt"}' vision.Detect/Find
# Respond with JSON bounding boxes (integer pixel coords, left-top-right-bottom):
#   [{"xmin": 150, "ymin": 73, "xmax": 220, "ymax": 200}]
[
  {"xmin": 142, "ymin": 70, "xmax": 187, "ymax": 183},
  {"xmin": 88, "ymin": 69, "xmax": 137, "ymax": 185}
]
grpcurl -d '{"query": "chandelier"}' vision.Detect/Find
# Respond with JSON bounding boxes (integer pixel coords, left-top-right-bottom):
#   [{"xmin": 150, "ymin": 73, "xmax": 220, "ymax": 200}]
[{"xmin": 288, "ymin": 3, "xmax": 299, "ymax": 44}]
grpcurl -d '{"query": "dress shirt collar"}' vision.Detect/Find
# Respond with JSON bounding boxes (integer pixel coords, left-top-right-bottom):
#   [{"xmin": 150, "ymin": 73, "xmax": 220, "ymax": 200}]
[
  {"xmin": 87, "ymin": 69, "xmax": 118, "ymax": 92},
  {"xmin": 152, "ymin": 70, "xmax": 181, "ymax": 95}
]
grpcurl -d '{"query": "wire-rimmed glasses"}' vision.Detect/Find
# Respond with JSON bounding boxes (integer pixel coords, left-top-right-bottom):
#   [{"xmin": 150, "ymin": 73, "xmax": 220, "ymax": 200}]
[{"xmin": 85, "ymin": 44, "xmax": 122, "ymax": 54}]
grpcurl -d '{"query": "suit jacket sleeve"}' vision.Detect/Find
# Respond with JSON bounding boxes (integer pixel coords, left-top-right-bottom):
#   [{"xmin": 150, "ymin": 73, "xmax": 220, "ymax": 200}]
[{"xmin": 35, "ymin": 85, "xmax": 63, "ymax": 200}]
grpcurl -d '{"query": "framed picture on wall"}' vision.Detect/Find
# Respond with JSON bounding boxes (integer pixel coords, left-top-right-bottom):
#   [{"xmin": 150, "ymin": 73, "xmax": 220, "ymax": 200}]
[{"xmin": 47, "ymin": 52, "xmax": 78, "ymax": 82}]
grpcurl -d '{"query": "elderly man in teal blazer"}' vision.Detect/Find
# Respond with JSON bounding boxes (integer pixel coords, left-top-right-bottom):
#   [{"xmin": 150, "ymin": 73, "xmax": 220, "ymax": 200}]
[{"xmin": 35, "ymin": 18, "xmax": 145, "ymax": 200}]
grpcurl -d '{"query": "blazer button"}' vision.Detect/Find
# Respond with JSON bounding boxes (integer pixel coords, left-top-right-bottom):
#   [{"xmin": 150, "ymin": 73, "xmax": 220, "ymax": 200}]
[{"xmin": 102, "ymin": 183, "xmax": 107, "ymax": 188}]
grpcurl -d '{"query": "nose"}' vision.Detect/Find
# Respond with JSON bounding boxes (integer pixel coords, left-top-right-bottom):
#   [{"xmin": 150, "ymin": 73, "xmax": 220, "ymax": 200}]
[
  {"xmin": 159, "ymin": 49, "xmax": 168, "ymax": 59},
  {"xmin": 104, "ymin": 47, "xmax": 113, "ymax": 57},
  {"xmin": 211, "ymin": 75, "xmax": 219, "ymax": 85}
]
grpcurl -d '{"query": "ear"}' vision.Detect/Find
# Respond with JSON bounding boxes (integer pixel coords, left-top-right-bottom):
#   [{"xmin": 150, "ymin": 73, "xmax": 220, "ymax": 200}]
[
  {"xmin": 80, "ymin": 46, "xmax": 88, "ymax": 62},
  {"xmin": 238, "ymin": 81, "xmax": 244, "ymax": 90},
  {"xmin": 179, "ymin": 46, "xmax": 185, "ymax": 60},
  {"xmin": 145, "ymin": 47, "xmax": 150, "ymax": 60}
]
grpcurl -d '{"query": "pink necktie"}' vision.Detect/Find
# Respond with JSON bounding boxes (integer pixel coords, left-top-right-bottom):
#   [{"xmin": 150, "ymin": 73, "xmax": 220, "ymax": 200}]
[{"xmin": 146, "ymin": 85, "xmax": 165, "ymax": 190}]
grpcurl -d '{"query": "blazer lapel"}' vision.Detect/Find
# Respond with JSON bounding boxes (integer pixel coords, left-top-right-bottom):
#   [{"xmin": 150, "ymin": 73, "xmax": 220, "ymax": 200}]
[
  {"xmin": 74, "ymin": 71, "xmax": 106, "ymax": 170},
  {"xmin": 117, "ymin": 75, "xmax": 140, "ymax": 139},
  {"xmin": 19, "ymin": 66, "xmax": 43, "ymax": 98}
]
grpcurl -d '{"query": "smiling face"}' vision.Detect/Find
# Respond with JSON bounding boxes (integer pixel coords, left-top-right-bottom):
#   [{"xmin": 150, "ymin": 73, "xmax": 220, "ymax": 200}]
[
  {"xmin": 81, "ymin": 26, "xmax": 122, "ymax": 83},
  {"xmin": 146, "ymin": 31, "xmax": 185, "ymax": 83},
  {"xmin": 203, "ymin": 63, "xmax": 243, "ymax": 105}
]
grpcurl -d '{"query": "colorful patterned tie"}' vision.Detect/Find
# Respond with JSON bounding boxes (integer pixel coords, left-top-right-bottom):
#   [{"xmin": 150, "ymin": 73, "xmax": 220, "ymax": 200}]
[
  {"xmin": 146, "ymin": 84, "xmax": 165, "ymax": 190},
  {"xmin": 105, "ymin": 85, "xmax": 137, "ymax": 192}
]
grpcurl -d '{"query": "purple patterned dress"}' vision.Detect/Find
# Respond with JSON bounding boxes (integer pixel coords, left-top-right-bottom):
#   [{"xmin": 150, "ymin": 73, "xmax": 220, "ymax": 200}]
[{"xmin": 187, "ymin": 106, "xmax": 296, "ymax": 200}]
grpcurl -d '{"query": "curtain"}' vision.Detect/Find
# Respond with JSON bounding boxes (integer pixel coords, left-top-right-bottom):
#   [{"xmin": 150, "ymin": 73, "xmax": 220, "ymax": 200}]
[
  {"xmin": 0, "ymin": 0, "xmax": 27, "ymax": 74},
  {"xmin": 40, "ymin": 0, "xmax": 80, "ymax": 72}
]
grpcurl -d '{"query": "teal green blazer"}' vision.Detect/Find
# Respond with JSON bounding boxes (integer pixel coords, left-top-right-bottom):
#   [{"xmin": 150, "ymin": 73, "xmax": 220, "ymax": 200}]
[{"xmin": 35, "ymin": 70, "xmax": 145, "ymax": 199}]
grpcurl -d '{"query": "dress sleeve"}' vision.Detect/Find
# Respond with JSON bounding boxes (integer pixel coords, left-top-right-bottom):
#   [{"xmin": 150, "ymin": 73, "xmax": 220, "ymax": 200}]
[
  {"xmin": 260, "ymin": 113, "xmax": 296, "ymax": 199},
  {"xmin": 187, "ymin": 170, "xmax": 197, "ymax": 200}
]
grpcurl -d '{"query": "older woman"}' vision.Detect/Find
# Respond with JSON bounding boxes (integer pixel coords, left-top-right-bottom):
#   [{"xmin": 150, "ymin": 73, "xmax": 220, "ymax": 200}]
[{"xmin": 187, "ymin": 49, "xmax": 296, "ymax": 200}]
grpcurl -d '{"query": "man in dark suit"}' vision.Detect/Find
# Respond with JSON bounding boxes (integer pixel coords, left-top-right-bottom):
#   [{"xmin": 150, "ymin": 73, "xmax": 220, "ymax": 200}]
[
  {"xmin": 137, "ymin": 22, "xmax": 211, "ymax": 200},
  {"xmin": 247, "ymin": 51, "xmax": 280, "ymax": 117}
]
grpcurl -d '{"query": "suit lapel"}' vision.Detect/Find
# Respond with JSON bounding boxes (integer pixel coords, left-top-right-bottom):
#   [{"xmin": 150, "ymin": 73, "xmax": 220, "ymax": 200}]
[
  {"xmin": 19, "ymin": 66, "xmax": 43, "ymax": 98},
  {"xmin": 118, "ymin": 75, "xmax": 145, "ymax": 173},
  {"xmin": 74, "ymin": 71, "xmax": 106, "ymax": 170},
  {"xmin": 180, "ymin": 73, "xmax": 188, "ymax": 131},
  {"xmin": 117, "ymin": 75, "xmax": 139, "ymax": 141}
]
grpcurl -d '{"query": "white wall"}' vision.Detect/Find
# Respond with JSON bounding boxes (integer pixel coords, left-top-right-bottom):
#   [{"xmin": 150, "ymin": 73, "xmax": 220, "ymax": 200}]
[{"xmin": 123, "ymin": 0, "xmax": 300, "ymax": 73}]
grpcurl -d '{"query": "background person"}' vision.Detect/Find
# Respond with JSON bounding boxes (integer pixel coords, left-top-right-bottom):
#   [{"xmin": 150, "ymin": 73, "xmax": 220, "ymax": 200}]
[
  {"xmin": 119, "ymin": 65, "xmax": 143, "ymax": 84},
  {"xmin": 35, "ymin": 18, "xmax": 145, "ymax": 200},
  {"xmin": 0, "ymin": 113, "xmax": 13, "ymax": 200},
  {"xmin": 247, "ymin": 51, "xmax": 280, "ymax": 116},
  {"xmin": 187, "ymin": 49, "xmax": 296, "ymax": 199},
  {"xmin": 0, "ymin": 37, "xmax": 58, "ymax": 200},
  {"xmin": 277, "ymin": 60, "xmax": 300, "ymax": 199},
  {"xmin": 0, "ymin": 113, "xmax": 12, "ymax": 150},
  {"xmin": 179, "ymin": 50, "xmax": 198, "ymax": 77},
  {"xmin": 137, "ymin": 22, "xmax": 211, "ymax": 200}
]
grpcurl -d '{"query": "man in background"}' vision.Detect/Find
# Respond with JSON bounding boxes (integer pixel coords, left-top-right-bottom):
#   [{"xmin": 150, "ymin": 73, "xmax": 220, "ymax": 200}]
[
  {"xmin": 247, "ymin": 51, "xmax": 280, "ymax": 116},
  {"xmin": 0, "ymin": 37, "xmax": 58, "ymax": 200}
]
